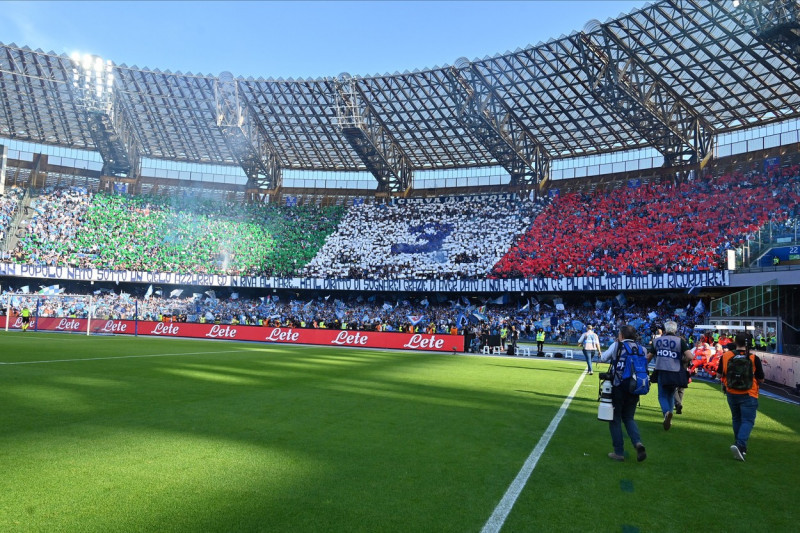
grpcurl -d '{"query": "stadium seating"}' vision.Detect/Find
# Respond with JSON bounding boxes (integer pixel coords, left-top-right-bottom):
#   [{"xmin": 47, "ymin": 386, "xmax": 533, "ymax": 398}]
[
  {"xmin": 303, "ymin": 195, "xmax": 544, "ymax": 279},
  {"xmin": 0, "ymin": 186, "xmax": 24, "ymax": 249},
  {"xmin": 11, "ymin": 188, "xmax": 344, "ymax": 276},
  {"xmin": 492, "ymin": 168, "xmax": 800, "ymax": 278}
]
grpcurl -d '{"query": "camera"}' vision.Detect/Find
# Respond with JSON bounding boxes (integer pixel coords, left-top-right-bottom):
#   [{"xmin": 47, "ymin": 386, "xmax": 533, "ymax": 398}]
[{"xmin": 597, "ymin": 375, "xmax": 614, "ymax": 421}]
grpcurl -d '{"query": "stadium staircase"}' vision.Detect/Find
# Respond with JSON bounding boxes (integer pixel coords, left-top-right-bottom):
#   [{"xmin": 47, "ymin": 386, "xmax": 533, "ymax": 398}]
[{"xmin": 3, "ymin": 189, "xmax": 32, "ymax": 253}]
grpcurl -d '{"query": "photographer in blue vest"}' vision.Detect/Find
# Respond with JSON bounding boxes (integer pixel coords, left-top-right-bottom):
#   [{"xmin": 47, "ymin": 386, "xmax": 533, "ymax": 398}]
[
  {"xmin": 598, "ymin": 324, "xmax": 647, "ymax": 462},
  {"xmin": 647, "ymin": 321, "xmax": 692, "ymax": 431}
]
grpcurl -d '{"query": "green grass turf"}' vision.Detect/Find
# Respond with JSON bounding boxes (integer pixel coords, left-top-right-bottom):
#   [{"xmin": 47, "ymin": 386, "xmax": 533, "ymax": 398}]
[{"xmin": 0, "ymin": 332, "xmax": 797, "ymax": 532}]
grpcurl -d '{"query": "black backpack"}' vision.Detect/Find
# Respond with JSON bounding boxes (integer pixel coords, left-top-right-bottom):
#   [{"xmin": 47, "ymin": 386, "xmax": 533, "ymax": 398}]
[{"xmin": 726, "ymin": 352, "xmax": 754, "ymax": 391}]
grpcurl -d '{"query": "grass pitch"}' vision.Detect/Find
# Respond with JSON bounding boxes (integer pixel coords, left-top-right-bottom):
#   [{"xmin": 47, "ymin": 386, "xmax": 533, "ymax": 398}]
[{"xmin": 0, "ymin": 332, "xmax": 797, "ymax": 532}]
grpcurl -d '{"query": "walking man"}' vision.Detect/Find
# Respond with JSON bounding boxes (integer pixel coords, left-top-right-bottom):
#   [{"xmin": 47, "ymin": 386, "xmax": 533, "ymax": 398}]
[
  {"xmin": 718, "ymin": 333, "xmax": 765, "ymax": 461},
  {"xmin": 577, "ymin": 324, "xmax": 600, "ymax": 375},
  {"xmin": 648, "ymin": 321, "xmax": 692, "ymax": 430},
  {"xmin": 599, "ymin": 324, "xmax": 647, "ymax": 462}
]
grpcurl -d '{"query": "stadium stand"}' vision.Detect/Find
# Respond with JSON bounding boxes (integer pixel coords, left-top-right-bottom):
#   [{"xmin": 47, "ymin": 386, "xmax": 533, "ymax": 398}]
[
  {"xmin": 11, "ymin": 188, "xmax": 344, "ymax": 276},
  {"xmin": 0, "ymin": 287, "xmax": 708, "ymax": 352},
  {"xmin": 492, "ymin": 168, "xmax": 800, "ymax": 279},
  {"xmin": 303, "ymin": 195, "xmax": 545, "ymax": 279},
  {"xmin": 0, "ymin": 186, "xmax": 24, "ymax": 250}
]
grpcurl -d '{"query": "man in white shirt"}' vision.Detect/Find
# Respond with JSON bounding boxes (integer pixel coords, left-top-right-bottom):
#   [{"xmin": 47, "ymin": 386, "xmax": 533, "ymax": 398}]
[{"xmin": 577, "ymin": 324, "xmax": 600, "ymax": 375}]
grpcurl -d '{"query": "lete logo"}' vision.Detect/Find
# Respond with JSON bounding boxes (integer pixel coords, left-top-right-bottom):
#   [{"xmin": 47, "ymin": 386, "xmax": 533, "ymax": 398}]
[
  {"xmin": 151, "ymin": 322, "xmax": 180, "ymax": 336},
  {"xmin": 265, "ymin": 328, "xmax": 300, "ymax": 343},
  {"xmin": 206, "ymin": 325, "xmax": 237, "ymax": 339},
  {"xmin": 403, "ymin": 334, "xmax": 445, "ymax": 350},
  {"xmin": 331, "ymin": 331, "xmax": 369, "ymax": 346},
  {"xmin": 57, "ymin": 319, "xmax": 82, "ymax": 331},
  {"xmin": 100, "ymin": 321, "xmax": 128, "ymax": 333}
]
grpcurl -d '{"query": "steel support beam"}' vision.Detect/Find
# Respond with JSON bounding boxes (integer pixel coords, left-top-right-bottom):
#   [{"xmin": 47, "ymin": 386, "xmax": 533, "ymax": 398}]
[
  {"xmin": 69, "ymin": 55, "xmax": 140, "ymax": 179},
  {"xmin": 735, "ymin": 0, "xmax": 800, "ymax": 67},
  {"xmin": 333, "ymin": 74, "xmax": 413, "ymax": 194},
  {"xmin": 0, "ymin": 144, "xmax": 6, "ymax": 195},
  {"xmin": 445, "ymin": 60, "xmax": 550, "ymax": 193},
  {"xmin": 84, "ymin": 90, "xmax": 140, "ymax": 178},
  {"xmin": 215, "ymin": 72, "xmax": 282, "ymax": 192},
  {"xmin": 578, "ymin": 22, "xmax": 715, "ymax": 167}
]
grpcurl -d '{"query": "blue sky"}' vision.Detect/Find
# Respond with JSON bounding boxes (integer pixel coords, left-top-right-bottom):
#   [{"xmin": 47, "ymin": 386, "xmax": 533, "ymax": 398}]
[{"xmin": 1, "ymin": 1, "xmax": 642, "ymax": 78}]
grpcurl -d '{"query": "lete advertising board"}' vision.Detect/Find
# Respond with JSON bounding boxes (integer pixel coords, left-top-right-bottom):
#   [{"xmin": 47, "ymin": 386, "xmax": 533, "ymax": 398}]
[{"xmin": 5, "ymin": 317, "xmax": 464, "ymax": 353}]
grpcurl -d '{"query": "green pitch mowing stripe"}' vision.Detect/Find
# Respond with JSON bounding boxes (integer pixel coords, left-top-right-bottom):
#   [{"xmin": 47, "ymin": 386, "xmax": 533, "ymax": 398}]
[
  {"xmin": 0, "ymin": 333, "xmax": 582, "ymax": 532},
  {"xmin": 1, "ymin": 332, "xmax": 798, "ymax": 532},
  {"xmin": 500, "ymin": 369, "xmax": 800, "ymax": 532}
]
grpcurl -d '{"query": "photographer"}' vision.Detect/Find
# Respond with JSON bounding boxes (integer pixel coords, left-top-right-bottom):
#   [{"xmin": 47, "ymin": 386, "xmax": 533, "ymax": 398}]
[
  {"xmin": 647, "ymin": 321, "xmax": 693, "ymax": 431},
  {"xmin": 598, "ymin": 324, "xmax": 647, "ymax": 462}
]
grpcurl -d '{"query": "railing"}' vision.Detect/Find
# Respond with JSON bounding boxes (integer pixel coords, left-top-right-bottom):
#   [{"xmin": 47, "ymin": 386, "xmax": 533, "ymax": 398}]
[{"xmin": 734, "ymin": 219, "xmax": 800, "ymax": 268}]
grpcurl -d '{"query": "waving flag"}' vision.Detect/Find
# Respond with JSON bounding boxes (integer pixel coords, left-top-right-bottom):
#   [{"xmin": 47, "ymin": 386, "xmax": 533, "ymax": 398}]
[
  {"xmin": 407, "ymin": 315, "xmax": 426, "ymax": 326},
  {"xmin": 694, "ymin": 300, "xmax": 705, "ymax": 315},
  {"xmin": 170, "ymin": 289, "xmax": 184, "ymax": 298},
  {"xmin": 489, "ymin": 294, "xmax": 508, "ymax": 305},
  {"xmin": 39, "ymin": 284, "xmax": 61, "ymax": 295}
]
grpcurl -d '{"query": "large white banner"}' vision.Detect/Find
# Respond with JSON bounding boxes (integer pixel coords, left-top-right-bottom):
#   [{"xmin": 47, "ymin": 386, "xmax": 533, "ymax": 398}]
[{"xmin": 0, "ymin": 262, "xmax": 730, "ymax": 292}]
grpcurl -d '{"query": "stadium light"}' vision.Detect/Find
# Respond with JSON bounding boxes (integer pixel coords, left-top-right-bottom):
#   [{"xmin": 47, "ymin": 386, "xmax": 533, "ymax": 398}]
[
  {"xmin": 732, "ymin": 0, "xmax": 740, "ymax": 7},
  {"xmin": 69, "ymin": 52, "xmax": 115, "ymax": 112}
]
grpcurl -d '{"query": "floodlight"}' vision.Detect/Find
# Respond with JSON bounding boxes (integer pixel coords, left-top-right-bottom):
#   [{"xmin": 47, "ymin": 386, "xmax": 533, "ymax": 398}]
[
  {"xmin": 732, "ymin": 0, "xmax": 740, "ymax": 7},
  {"xmin": 583, "ymin": 19, "xmax": 603, "ymax": 34},
  {"xmin": 454, "ymin": 57, "xmax": 471, "ymax": 70}
]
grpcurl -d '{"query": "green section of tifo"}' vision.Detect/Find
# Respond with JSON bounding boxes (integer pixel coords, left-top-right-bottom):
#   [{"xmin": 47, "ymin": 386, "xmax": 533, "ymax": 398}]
[{"xmin": 16, "ymin": 190, "xmax": 344, "ymax": 276}]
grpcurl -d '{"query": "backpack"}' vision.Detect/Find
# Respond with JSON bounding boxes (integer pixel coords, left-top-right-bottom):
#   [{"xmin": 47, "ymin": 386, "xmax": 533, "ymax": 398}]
[
  {"xmin": 616, "ymin": 341, "xmax": 651, "ymax": 395},
  {"xmin": 726, "ymin": 352, "xmax": 754, "ymax": 391}
]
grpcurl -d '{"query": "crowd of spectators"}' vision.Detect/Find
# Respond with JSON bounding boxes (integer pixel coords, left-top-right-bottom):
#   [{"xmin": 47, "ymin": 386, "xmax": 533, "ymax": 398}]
[
  {"xmin": 0, "ymin": 286, "xmax": 706, "ymax": 350},
  {"xmin": 492, "ymin": 167, "xmax": 800, "ymax": 278},
  {"xmin": 9, "ymin": 188, "xmax": 344, "ymax": 276},
  {"xmin": 0, "ymin": 186, "xmax": 24, "ymax": 247},
  {"xmin": 303, "ymin": 195, "xmax": 545, "ymax": 279},
  {"xmin": 3, "ymin": 164, "xmax": 798, "ymax": 282}
]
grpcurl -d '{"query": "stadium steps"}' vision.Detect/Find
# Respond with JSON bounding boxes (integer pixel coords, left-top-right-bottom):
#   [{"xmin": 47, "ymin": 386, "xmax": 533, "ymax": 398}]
[{"xmin": 4, "ymin": 189, "xmax": 33, "ymax": 253}]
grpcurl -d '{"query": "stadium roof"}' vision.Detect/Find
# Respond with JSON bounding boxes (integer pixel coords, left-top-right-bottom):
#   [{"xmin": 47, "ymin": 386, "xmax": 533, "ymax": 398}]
[{"xmin": 0, "ymin": 0, "xmax": 798, "ymax": 175}]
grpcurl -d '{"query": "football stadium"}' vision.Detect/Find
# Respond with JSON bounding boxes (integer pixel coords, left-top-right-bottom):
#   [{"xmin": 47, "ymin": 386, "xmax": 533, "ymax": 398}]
[{"xmin": 1, "ymin": 1, "xmax": 799, "ymax": 531}]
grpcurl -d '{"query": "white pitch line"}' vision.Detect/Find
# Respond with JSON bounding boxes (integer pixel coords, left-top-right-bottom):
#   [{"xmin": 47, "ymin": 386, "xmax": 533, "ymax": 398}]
[
  {"xmin": 481, "ymin": 371, "xmax": 588, "ymax": 533},
  {"xmin": 0, "ymin": 349, "xmax": 245, "ymax": 365}
]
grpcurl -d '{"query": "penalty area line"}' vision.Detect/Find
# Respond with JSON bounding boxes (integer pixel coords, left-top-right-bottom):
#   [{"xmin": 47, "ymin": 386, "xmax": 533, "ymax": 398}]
[
  {"xmin": 481, "ymin": 371, "xmax": 588, "ymax": 533},
  {"xmin": 0, "ymin": 349, "xmax": 245, "ymax": 365}
]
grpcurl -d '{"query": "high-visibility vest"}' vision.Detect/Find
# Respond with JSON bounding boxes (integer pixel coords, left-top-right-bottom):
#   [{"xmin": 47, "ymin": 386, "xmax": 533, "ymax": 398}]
[{"xmin": 536, "ymin": 332, "xmax": 545, "ymax": 342}]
